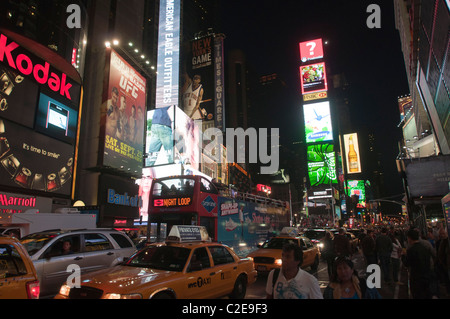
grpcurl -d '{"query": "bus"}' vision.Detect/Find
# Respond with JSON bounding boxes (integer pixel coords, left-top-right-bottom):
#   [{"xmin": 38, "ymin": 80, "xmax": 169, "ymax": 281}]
[{"xmin": 148, "ymin": 175, "xmax": 291, "ymax": 256}]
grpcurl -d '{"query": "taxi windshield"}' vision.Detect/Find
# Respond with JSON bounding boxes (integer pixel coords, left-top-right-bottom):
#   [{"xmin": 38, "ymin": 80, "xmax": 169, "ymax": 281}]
[
  {"xmin": 20, "ymin": 233, "xmax": 58, "ymax": 255},
  {"xmin": 126, "ymin": 246, "xmax": 191, "ymax": 272},
  {"xmin": 261, "ymin": 237, "xmax": 299, "ymax": 249}
]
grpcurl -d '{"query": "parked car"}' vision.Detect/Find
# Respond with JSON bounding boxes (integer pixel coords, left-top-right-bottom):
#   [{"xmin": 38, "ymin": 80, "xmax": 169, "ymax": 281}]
[
  {"xmin": 20, "ymin": 229, "xmax": 136, "ymax": 298},
  {"xmin": 0, "ymin": 235, "xmax": 40, "ymax": 299}
]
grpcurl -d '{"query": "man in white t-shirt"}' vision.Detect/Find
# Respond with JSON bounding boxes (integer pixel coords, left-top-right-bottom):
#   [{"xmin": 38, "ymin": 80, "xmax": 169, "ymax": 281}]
[{"xmin": 266, "ymin": 243, "xmax": 323, "ymax": 299}]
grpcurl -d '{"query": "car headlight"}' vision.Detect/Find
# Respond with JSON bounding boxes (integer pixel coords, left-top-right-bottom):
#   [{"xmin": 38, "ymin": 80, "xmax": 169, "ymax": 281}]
[
  {"xmin": 104, "ymin": 293, "xmax": 142, "ymax": 299},
  {"xmin": 317, "ymin": 243, "xmax": 324, "ymax": 248},
  {"xmin": 274, "ymin": 258, "xmax": 282, "ymax": 266},
  {"xmin": 59, "ymin": 284, "xmax": 71, "ymax": 297}
]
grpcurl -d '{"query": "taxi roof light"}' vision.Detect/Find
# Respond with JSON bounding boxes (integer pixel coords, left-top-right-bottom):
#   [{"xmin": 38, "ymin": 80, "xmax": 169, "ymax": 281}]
[{"xmin": 166, "ymin": 225, "xmax": 211, "ymax": 243}]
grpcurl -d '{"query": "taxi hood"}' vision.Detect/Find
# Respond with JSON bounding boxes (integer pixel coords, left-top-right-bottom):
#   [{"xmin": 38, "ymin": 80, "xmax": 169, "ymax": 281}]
[
  {"xmin": 80, "ymin": 265, "xmax": 176, "ymax": 290},
  {"xmin": 247, "ymin": 248, "xmax": 282, "ymax": 258}
]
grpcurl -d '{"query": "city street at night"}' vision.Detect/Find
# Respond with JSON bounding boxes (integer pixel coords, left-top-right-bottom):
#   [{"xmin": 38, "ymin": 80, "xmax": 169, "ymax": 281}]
[{"xmin": 0, "ymin": 0, "xmax": 449, "ymax": 309}]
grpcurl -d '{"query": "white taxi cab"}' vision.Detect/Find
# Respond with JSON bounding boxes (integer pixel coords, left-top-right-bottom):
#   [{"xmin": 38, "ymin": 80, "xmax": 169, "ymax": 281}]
[{"xmin": 55, "ymin": 226, "xmax": 257, "ymax": 299}]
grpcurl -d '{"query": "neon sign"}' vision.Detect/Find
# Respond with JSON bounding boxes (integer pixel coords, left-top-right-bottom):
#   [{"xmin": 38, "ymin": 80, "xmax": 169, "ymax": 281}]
[
  {"xmin": 154, "ymin": 197, "xmax": 192, "ymax": 207},
  {"xmin": 0, "ymin": 193, "xmax": 36, "ymax": 207}
]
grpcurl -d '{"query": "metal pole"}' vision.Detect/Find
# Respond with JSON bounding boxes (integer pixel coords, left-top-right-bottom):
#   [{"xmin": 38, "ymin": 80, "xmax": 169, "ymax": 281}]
[{"xmin": 289, "ymin": 184, "xmax": 293, "ymax": 226}]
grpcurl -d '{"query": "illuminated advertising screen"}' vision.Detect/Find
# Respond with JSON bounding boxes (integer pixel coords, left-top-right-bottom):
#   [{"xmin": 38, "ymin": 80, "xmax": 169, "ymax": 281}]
[
  {"xmin": 299, "ymin": 39, "xmax": 324, "ymax": 63},
  {"xmin": 182, "ymin": 35, "xmax": 215, "ymax": 122},
  {"xmin": 145, "ymin": 106, "xmax": 175, "ymax": 167},
  {"xmin": 343, "ymin": 133, "xmax": 362, "ymax": 174},
  {"xmin": 174, "ymin": 106, "xmax": 200, "ymax": 170},
  {"xmin": 0, "ymin": 119, "xmax": 74, "ymax": 195},
  {"xmin": 345, "ymin": 180, "xmax": 366, "ymax": 207},
  {"xmin": 303, "ymin": 101, "xmax": 333, "ymax": 143},
  {"xmin": 35, "ymin": 93, "xmax": 78, "ymax": 144},
  {"xmin": 307, "ymin": 144, "xmax": 337, "ymax": 186},
  {"xmin": 398, "ymin": 95, "xmax": 412, "ymax": 123},
  {"xmin": 300, "ymin": 62, "xmax": 328, "ymax": 95},
  {"xmin": 102, "ymin": 49, "xmax": 146, "ymax": 174},
  {"xmin": 155, "ymin": 0, "xmax": 181, "ymax": 109}
]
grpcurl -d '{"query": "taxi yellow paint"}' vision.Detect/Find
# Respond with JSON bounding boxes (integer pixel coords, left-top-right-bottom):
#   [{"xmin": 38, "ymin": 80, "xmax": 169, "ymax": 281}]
[
  {"xmin": 55, "ymin": 240, "xmax": 257, "ymax": 299},
  {"xmin": 247, "ymin": 235, "xmax": 320, "ymax": 273},
  {"xmin": 0, "ymin": 235, "xmax": 40, "ymax": 299}
]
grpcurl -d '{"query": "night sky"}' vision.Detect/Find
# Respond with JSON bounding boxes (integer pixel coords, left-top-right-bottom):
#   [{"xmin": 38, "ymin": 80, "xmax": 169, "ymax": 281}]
[{"xmin": 218, "ymin": 0, "xmax": 410, "ymax": 205}]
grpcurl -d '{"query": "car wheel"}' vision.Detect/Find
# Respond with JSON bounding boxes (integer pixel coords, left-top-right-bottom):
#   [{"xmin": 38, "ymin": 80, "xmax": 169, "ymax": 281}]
[
  {"xmin": 229, "ymin": 275, "xmax": 247, "ymax": 299},
  {"xmin": 311, "ymin": 255, "xmax": 319, "ymax": 272},
  {"xmin": 152, "ymin": 292, "xmax": 174, "ymax": 299}
]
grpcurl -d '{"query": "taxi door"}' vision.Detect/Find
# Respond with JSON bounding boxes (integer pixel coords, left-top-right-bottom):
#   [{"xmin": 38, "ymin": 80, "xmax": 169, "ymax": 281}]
[
  {"xmin": 207, "ymin": 246, "xmax": 237, "ymax": 297},
  {"xmin": 183, "ymin": 247, "xmax": 217, "ymax": 298}
]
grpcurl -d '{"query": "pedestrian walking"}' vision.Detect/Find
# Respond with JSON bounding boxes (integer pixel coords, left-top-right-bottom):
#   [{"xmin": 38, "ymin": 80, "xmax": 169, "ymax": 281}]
[
  {"xmin": 266, "ymin": 243, "xmax": 323, "ymax": 299},
  {"xmin": 376, "ymin": 227, "xmax": 393, "ymax": 284},
  {"xmin": 361, "ymin": 229, "xmax": 377, "ymax": 266},
  {"xmin": 321, "ymin": 231, "xmax": 336, "ymax": 279},
  {"xmin": 323, "ymin": 256, "xmax": 381, "ymax": 299},
  {"xmin": 334, "ymin": 228, "xmax": 352, "ymax": 258},
  {"xmin": 402, "ymin": 228, "xmax": 433, "ymax": 299},
  {"xmin": 390, "ymin": 231, "xmax": 403, "ymax": 285},
  {"xmin": 436, "ymin": 229, "xmax": 450, "ymax": 296}
]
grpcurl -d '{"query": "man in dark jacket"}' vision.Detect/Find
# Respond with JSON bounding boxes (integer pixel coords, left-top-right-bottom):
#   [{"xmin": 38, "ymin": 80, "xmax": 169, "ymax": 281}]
[
  {"xmin": 333, "ymin": 228, "xmax": 352, "ymax": 257},
  {"xmin": 376, "ymin": 227, "xmax": 393, "ymax": 283},
  {"xmin": 403, "ymin": 228, "xmax": 433, "ymax": 299},
  {"xmin": 361, "ymin": 229, "xmax": 377, "ymax": 265}
]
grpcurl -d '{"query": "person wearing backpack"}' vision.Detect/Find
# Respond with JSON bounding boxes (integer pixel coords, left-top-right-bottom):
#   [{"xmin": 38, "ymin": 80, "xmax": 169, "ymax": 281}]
[{"xmin": 266, "ymin": 243, "xmax": 323, "ymax": 299}]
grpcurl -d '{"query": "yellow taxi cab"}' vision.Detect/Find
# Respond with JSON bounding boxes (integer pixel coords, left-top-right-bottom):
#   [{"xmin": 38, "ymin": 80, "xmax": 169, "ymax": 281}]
[
  {"xmin": 247, "ymin": 227, "xmax": 320, "ymax": 274},
  {"xmin": 55, "ymin": 226, "xmax": 257, "ymax": 299},
  {"xmin": 0, "ymin": 235, "xmax": 40, "ymax": 299}
]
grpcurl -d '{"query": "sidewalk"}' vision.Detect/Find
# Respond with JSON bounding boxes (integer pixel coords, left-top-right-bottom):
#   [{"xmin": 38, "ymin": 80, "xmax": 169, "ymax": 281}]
[{"xmin": 352, "ymin": 250, "xmax": 450, "ymax": 299}]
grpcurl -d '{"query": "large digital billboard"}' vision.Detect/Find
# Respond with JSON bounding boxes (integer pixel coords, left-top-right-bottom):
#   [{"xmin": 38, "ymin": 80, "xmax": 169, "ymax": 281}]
[
  {"xmin": 303, "ymin": 101, "xmax": 333, "ymax": 143},
  {"xmin": 345, "ymin": 180, "xmax": 366, "ymax": 207},
  {"xmin": 343, "ymin": 133, "xmax": 362, "ymax": 174},
  {"xmin": 145, "ymin": 106, "xmax": 175, "ymax": 167},
  {"xmin": 300, "ymin": 62, "xmax": 328, "ymax": 95},
  {"xmin": 307, "ymin": 144, "xmax": 337, "ymax": 186},
  {"xmin": 102, "ymin": 49, "xmax": 146, "ymax": 174},
  {"xmin": 155, "ymin": 0, "xmax": 181, "ymax": 109}
]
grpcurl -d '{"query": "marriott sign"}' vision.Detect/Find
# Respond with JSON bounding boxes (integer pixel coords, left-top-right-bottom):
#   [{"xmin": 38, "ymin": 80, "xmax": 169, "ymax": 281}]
[{"xmin": 0, "ymin": 33, "xmax": 75, "ymax": 100}]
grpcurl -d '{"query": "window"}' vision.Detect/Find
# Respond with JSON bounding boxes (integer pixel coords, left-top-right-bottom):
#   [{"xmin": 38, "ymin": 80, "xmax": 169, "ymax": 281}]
[
  {"xmin": 84, "ymin": 233, "xmax": 112, "ymax": 252},
  {"xmin": 42, "ymin": 235, "xmax": 81, "ymax": 258},
  {"xmin": 200, "ymin": 178, "xmax": 218, "ymax": 194},
  {"xmin": 0, "ymin": 244, "xmax": 27, "ymax": 278},
  {"xmin": 188, "ymin": 247, "xmax": 211, "ymax": 272},
  {"xmin": 209, "ymin": 246, "xmax": 234, "ymax": 266},
  {"xmin": 110, "ymin": 233, "xmax": 133, "ymax": 248}
]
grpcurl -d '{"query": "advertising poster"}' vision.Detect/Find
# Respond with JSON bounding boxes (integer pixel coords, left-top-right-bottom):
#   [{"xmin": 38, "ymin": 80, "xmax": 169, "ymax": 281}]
[
  {"xmin": 299, "ymin": 38, "xmax": 324, "ymax": 63},
  {"xmin": 307, "ymin": 144, "xmax": 337, "ymax": 186},
  {"xmin": 343, "ymin": 133, "xmax": 362, "ymax": 174},
  {"xmin": 174, "ymin": 106, "xmax": 200, "ymax": 170},
  {"xmin": 182, "ymin": 35, "xmax": 215, "ymax": 122},
  {"xmin": 217, "ymin": 197, "xmax": 288, "ymax": 257},
  {"xmin": 102, "ymin": 49, "xmax": 146, "ymax": 174},
  {"xmin": 345, "ymin": 180, "xmax": 366, "ymax": 207},
  {"xmin": 303, "ymin": 101, "xmax": 333, "ymax": 143},
  {"xmin": 0, "ymin": 119, "xmax": 74, "ymax": 196},
  {"xmin": 214, "ymin": 36, "xmax": 225, "ymax": 131},
  {"xmin": 398, "ymin": 95, "xmax": 413, "ymax": 123},
  {"xmin": 145, "ymin": 106, "xmax": 175, "ymax": 167},
  {"xmin": 155, "ymin": 0, "xmax": 181, "ymax": 109},
  {"xmin": 300, "ymin": 62, "xmax": 328, "ymax": 94}
]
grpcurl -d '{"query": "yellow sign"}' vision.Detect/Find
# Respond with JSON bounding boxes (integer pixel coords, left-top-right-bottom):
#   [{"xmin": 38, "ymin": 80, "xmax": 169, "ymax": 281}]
[{"xmin": 303, "ymin": 91, "xmax": 328, "ymax": 102}]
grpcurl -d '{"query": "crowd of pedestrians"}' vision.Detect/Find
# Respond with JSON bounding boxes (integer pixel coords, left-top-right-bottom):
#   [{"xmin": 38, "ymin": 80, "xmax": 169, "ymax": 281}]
[{"xmin": 265, "ymin": 222, "xmax": 450, "ymax": 299}]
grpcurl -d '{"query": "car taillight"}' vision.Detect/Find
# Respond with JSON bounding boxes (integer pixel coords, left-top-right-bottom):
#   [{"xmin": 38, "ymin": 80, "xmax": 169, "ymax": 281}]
[{"xmin": 26, "ymin": 280, "xmax": 40, "ymax": 299}]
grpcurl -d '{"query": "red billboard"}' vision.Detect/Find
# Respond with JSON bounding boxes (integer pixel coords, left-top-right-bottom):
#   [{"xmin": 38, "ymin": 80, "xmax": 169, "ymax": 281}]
[
  {"xmin": 299, "ymin": 39, "xmax": 324, "ymax": 63},
  {"xmin": 101, "ymin": 49, "xmax": 146, "ymax": 174}
]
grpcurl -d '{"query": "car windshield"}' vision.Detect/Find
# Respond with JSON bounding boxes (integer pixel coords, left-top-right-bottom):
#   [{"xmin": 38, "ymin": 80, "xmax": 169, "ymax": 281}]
[
  {"xmin": 261, "ymin": 238, "xmax": 299, "ymax": 249},
  {"xmin": 20, "ymin": 233, "xmax": 58, "ymax": 256},
  {"xmin": 303, "ymin": 230, "xmax": 326, "ymax": 240},
  {"xmin": 126, "ymin": 246, "xmax": 191, "ymax": 272}
]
